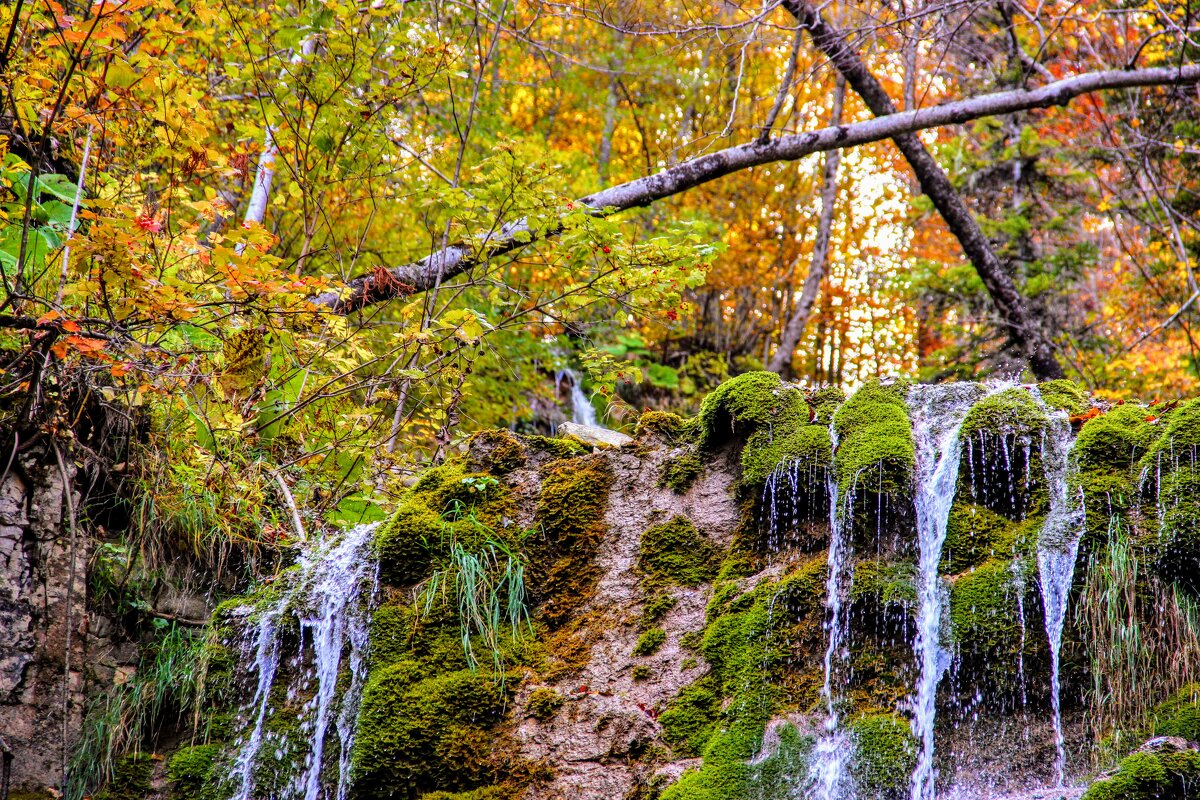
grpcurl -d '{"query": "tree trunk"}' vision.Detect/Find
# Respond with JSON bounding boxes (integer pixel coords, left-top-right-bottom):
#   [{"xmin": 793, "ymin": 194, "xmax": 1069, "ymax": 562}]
[
  {"xmin": 780, "ymin": 0, "xmax": 1064, "ymax": 379},
  {"xmin": 768, "ymin": 76, "xmax": 846, "ymax": 375}
]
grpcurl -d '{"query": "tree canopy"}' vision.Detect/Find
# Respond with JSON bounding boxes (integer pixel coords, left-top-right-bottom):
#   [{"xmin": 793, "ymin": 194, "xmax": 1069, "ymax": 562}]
[{"xmin": 2, "ymin": 0, "xmax": 1200, "ymax": 544}]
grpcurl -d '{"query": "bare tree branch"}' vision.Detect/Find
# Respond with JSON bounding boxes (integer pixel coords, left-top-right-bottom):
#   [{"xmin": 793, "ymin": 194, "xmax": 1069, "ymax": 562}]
[{"xmin": 311, "ymin": 61, "xmax": 1200, "ymax": 333}]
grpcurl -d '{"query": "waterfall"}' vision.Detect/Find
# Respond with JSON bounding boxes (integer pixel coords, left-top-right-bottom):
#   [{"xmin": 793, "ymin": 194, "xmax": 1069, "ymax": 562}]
[
  {"xmin": 808, "ymin": 470, "xmax": 854, "ymax": 800},
  {"xmin": 1035, "ymin": 412, "xmax": 1085, "ymax": 787},
  {"xmin": 556, "ymin": 369, "xmax": 598, "ymax": 427},
  {"xmin": 907, "ymin": 383, "xmax": 987, "ymax": 800},
  {"xmin": 229, "ymin": 523, "xmax": 378, "ymax": 800}
]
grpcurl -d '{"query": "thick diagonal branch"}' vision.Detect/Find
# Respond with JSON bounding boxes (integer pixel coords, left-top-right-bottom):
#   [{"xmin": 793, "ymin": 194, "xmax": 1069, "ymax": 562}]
[
  {"xmin": 781, "ymin": 0, "xmax": 1064, "ymax": 378},
  {"xmin": 312, "ymin": 62, "xmax": 1200, "ymax": 339}
]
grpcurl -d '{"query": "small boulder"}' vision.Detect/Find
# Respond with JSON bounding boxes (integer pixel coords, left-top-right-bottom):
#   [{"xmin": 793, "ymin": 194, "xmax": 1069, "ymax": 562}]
[{"xmin": 557, "ymin": 422, "xmax": 632, "ymax": 449}]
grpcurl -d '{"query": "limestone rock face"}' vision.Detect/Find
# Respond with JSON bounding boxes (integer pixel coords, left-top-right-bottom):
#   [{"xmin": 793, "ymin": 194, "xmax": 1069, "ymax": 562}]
[{"xmin": 0, "ymin": 446, "xmax": 89, "ymax": 791}]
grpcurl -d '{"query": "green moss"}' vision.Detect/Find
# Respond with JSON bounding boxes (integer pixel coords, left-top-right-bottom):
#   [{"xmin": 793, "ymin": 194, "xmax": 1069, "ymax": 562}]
[
  {"xmin": 467, "ymin": 429, "xmax": 527, "ymax": 473},
  {"xmin": 641, "ymin": 592, "xmax": 678, "ymax": 626},
  {"xmin": 1149, "ymin": 685, "xmax": 1200, "ymax": 740},
  {"xmin": 849, "ymin": 714, "xmax": 919, "ymax": 800},
  {"xmin": 699, "ymin": 371, "xmax": 792, "ymax": 445},
  {"xmin": 941, "ymin": 504, "xmax": 1024, "ymax": 574},
  {"xmin": 948, "ymin": 556, "xmax": 1037, "ymax": 698},
  {"xmin": 635, "ymin": 410, "xmax": 690, "ymax": 440},
  {"xmin": 742, "ymin": 423, "xmax": 832, "ymax": 487},
  {"xmin": 959, "ymin": 387, "xmax": 1048, "ymax": 440},
  {"xmin": 373, "ymin": 499, "xmax": 442, "ymax": 585},
  {"xmin": 167, "ymin": 744, "xmax": 222, "ymax": 800},
  {"xmin": 526, "ymin": 687, "xmax": 565, "ymax": 720},
  {"xmin": 809, "ymin": 385, "xmax": 845, "ymax": 425},
  {"xmin": 94, "ymin": 753, "xmax": 154, "ymax": 800},
  {"xmin": 851, "ymin": 560, "xmax": 918, "ymax": 607},
  {"xmin": 1081, "ymin": 745, "xmax": 1200, "ymax": 800},
  {"xmin": 1076, "ymin": 405, "xmax": 1160, "ymax": 476},
  {"xmin": 352, "ymin": 663, "xmax": 514, "ymax": 797},
  {"xmin": 638, "ymin": 516, "xmax": 720, "ymax": 588},
  {"xmin": 832, "ymin": 380, "xmax": 914, "ymax": 495},
  {"xmin": 422, "ymin": 787, "xmax": 517, "ymax": 800},
  {"xmin": 660, "ymin": 677, "xmax": 723, "ymax": 756},
  {"xmin": 530, "ymin": 456, "xmax": 612, "ymax": 625},
  {"xmin": 634, "ymin": 627, "xmax": 667, "ymax": 656},
  {"xmin": 632, "ymin": 665, "xmax": 653, "ymax": 681},
  {"xmin": 659, "ymin": 449, "xmax": 704, "ymax": 493},
  {"xmin": 1038, "ymin": 379, "xmax": 1090, "ymax": 416},
  {"xmin": 525, "ymin": 435, "xmax": 589, "ymax": 459}
]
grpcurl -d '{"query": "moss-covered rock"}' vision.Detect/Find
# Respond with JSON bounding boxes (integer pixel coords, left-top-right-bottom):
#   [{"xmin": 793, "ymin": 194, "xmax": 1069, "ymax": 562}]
[
  {"xmin": 699, "ymin": 371, "xmax": 789, "ymax": 444},
  {"xmin": 1082, "ymin": 741, "xmax": 1200, "ymax": 800},
  {"xmin": 832, "ymin": 380, "xmax": 913, "ymax": 497},
  {"xmin": 638, "ymin": 516, "xmax": 720, "ymax": 588},
  {"xmin": 530, "ymin": 455, "xmax": 612, "ymax": 625},
  {"xmin": 467, "ymin": 429, "xmax": 527, "ymax": 473},
  {"xmin": 1038, "ymin": 379, "xmax": 1090, "ymax": 416},
  {"xmin": 167, "ymin": 744, "xmax": 223, "ymax": 800},
  {"xmin": 849, "ymin": 713, "xmax": 919, "ymax": 800},
  {"xmin": 635, "ymin": 410, "xmax": 693, "ymax": 441},
  {"xmin": 941, "ymin": 504, "xmax": 1028, "ymax": 574},
  {"xmin": 374, "ymin": 499, "xmax": 443, "ymax": 585},
  {"xmin": 743, "ymin": 423, "xmax": 833, "ymax": 488},
  {"xmin": 960, "ymin": 387, "xmax": 1048, "ymax": 439},
  {"xmin": 1148, "ymin": 685, "xmax": 1200, "ymax": 740},
  {"xmin": 352, "ymin": 662, "xmax": 515, "ymax": 797},
  {"xmin": 948, "ymin": 555, "xmax": 1039, "ymax": 700}
]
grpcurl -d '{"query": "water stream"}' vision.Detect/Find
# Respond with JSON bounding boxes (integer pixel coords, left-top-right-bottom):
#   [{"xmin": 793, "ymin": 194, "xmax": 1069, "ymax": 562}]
[
  {"xmin": 808, "ymin": 466, "xmax": 854, "ymax": 800},
  {"xmin": 1034, "ymin": 411, "xmax": 1086, "ymax": 787},
  {"xmin": 229, "ymin": 523, "xmax": 378, "ymax": 800},
  {"xmin": 555, "ymin": 368, "xmax": 598, "ymax": 427},
  {"xmin": 907, "ymin": 383, "xmax": 988, "ymax": 800}
]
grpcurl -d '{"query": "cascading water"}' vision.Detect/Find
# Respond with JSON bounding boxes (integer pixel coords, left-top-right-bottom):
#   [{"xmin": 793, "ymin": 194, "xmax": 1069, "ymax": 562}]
[
  {"xmin": 229, "ymin": 523, "xmax": 378, "ymax": 800},
  {"xmin": 907, "ymin": 383, "xmax": 988, "ymax": 800},
  {"xmin": 556, "ymin": 369, "xmax": 598, "ymax": 427},
  {"xmin": 1034, "ymin": 410, "xmax": 1086, "ymax": 788},
  {"xmin": 807, "ymin": 468, "xmax": 855, "ymax": 800}
]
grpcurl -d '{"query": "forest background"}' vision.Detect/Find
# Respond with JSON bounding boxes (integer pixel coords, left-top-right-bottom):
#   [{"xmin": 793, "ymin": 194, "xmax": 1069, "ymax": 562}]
[{"xmin": 1, "ymin": 0, "xmax": 1199, "ymax": 561}]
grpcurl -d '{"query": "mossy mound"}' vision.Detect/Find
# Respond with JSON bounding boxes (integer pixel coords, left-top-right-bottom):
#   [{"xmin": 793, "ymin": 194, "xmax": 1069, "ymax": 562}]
[
  {"xmin": 941, "ymin": 504, "xmax": 1031, "ymax": 574},
  {"xmin": 352, "ymin": 662, "xmax": 516, "ymax": 797},
  {"xmin": 1149, "ymin": 685, "xmax": 1200, "ymax": 740},
  {"xmin": 529, "ymin": 455, "xmax": 612, "ymax": 625},
  {"xmin": 1074, "ymin": 404, "xmax": 1161, "ymax": 549},
  {"xmin": 374, "ymin": 500, "xmax": 444, "ymax": 585},
  {"xmin": 659, "ymin": 720, "xmax": 814, "ymax": 800},
  {"xmin": 699, "ymin": 371, "xmax": 795, "ymax": 445},
  {"xmin": 849, "ymin": 713, "xmax": 919, "ymax": 800},
  {"xmin": 743, "ymin": 423, "xmax": 832, "ymax": 488},
  {"xmin": 948, "ymin": 555, "xmax": 1040, "ymax": 702},
  {"xmin": 809, "ymin": 385, "xmax": 846, "ymax": 426},
  {"xmin": 959, "ymin": 388, "xmax": 1050, "ymax": 519},
  {"xmin": 167, "ymin": 744, "xmax": 223, "ymax": 800},
  {"xmin": 635, "ymin": 410, "xmax": 696, "ymax": 441},
  {"xmin": 1081, "ymin": 742, "xmax": 1200, "ymax": 800},
  {"xmin": 832, "ymin": 380, "xmax": 913, "ymax": 497},
  {"xmin": 638, "ymin": 516, "xmax": 721, "ymax": 588},
  {"xmin": 960, "ymin": 387, "xmax": 1048, "ymax": 439},
  {"xmin": 1140, "ymin": 400, "xmax": 1200, "ymax": 590},
  {"xmin": 1038, "ymin": 379, "xmax": 1090, "ymax": 416},
  {"xmin": 697, "ymin": 371, "xmax": 831, "ymax": 493}
]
